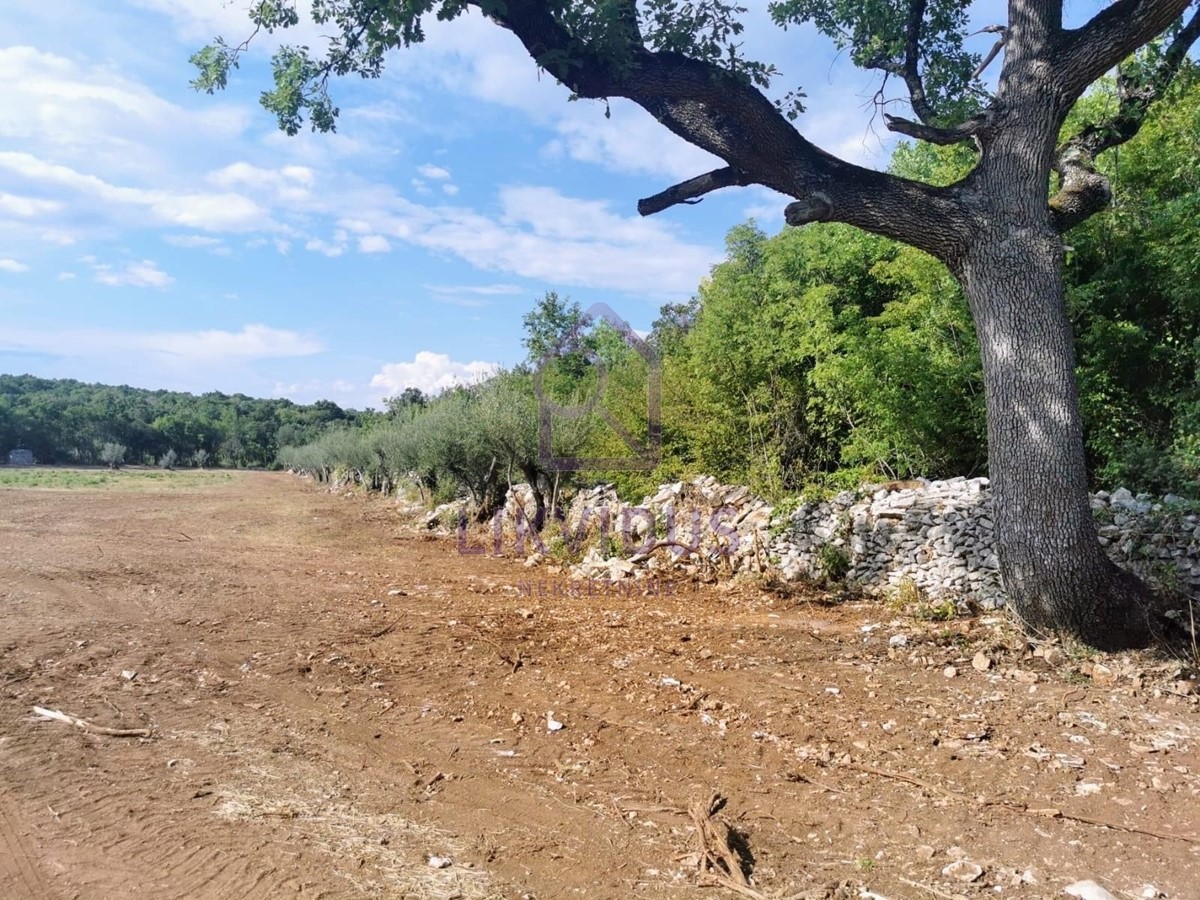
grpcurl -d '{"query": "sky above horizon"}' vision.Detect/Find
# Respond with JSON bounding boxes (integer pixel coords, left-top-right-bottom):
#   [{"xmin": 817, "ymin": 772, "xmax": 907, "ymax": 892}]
[{"xmin": 0, "ymin": 0, "xmax": 1018, "ymax": 409}]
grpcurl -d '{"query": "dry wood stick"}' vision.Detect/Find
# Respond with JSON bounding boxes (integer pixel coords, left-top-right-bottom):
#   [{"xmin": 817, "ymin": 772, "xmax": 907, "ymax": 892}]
[
  {"xmin": 843, "ymin": 760, "xmax": 1200, "ymax": 845},
  {"xmin": 690, "ymin": 793, "xmax": 751, "ymax": 889},
  {"xmin": 32, "ymin": 706, "xmax": 151, "ymax": 738}
]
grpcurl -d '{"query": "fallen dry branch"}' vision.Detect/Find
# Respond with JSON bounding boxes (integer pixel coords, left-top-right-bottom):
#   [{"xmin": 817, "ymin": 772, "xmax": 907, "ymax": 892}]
[
  {"xmin": 1012, "ymin": 805, "xmax": 1200, "ymax": 846},
  {"xmin": 843, "ymin": 761, "xmax": 1200, "ymax": 846},
  {"xmin": 32, "ymin": 706, "xmax": 152, "ymax": 738},
  {"xmin": 690, "ymin": 792, "xmax": 752, "ymax": 890},
  {"xmin": 366, "ymin": 617, "xmax": 403, "ymax": 640},
  {"xmin": 784, "ymin": 771, "xmax": 849, "ymax": 795},
  {"xmin": 689, "ymin": 793, "xmax": 845, "ymax": 900}
]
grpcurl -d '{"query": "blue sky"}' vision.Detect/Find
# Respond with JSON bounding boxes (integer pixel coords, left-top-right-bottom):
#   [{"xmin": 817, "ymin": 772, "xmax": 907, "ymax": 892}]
[{"xmin": 0, "ymin": 0, "xmax": 1019, "ymax": 408}]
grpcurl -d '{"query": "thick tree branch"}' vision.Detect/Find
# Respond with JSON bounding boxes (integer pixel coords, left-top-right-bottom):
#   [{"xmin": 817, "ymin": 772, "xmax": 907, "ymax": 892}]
[
  {"xmin": 971, "ymin": 27, "xmax": 1008, "ymax": 79},
  {"xmin": 1050, "ymin": 6, "xmax": 1200, "ymax": 231},
  {"xmin": 865, "ymin": 2, "xmax": 997, "ymax": 147},
  {"xmin": 884, "ymin": 109, "xmax": 993, "ymax": 144},
  {"xmin": 1057, "ymin": 0, "xmax": 1194, "ymax": 101},
  {"xmin": 891, "ymin": 0, "xmax": 938, "ymax": 124},
  {"xmin": 476, "ymin": 0, "xmax": 973, "ymax": 262},
  {"xmin": 1049, "ymin": 156, "xmax": 1113, "ymax": 231},
  {"xmin": 864, "ymin": 0, "xmax": 949, "ymax": 127},
  {"xmin": 637, "ymin": 167, "xmax": 747, "ymax": 215},
  {"xmin": 784, "ymin": 195, "xmax": 833, "ymax": 226}
]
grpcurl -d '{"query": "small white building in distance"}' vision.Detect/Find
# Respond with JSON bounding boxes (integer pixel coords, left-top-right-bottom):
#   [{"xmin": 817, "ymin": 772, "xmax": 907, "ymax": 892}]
[{"xmin": 7, "ymin": 449, "xmax": 34, "ymax": 466}]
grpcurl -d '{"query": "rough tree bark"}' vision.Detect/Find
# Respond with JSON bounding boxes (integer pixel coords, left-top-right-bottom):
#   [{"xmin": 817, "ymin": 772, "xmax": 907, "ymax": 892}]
[
  {"xmin": 959, "ymin": 221, "xmax": 1154, "ymax": 647},
  {"xmin": 937, "ymin": 0, "xmax": 1194, "ymax": 647}
]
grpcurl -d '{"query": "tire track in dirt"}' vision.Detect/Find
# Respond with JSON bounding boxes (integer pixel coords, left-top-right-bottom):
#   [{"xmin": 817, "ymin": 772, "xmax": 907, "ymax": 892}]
[
  {"xmin": 0, "ymin": 723, "xmax": 352, "ymax": 900},
  {"xmin": 0, "ymin": 789, "xmax": 57, "ymax": 900}
]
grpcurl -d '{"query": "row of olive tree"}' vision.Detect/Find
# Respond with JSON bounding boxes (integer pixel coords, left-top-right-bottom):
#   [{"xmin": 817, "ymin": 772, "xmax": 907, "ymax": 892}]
[{"xmin": 278, "ymin": 369, "xmax": 594, "ymax": 525}]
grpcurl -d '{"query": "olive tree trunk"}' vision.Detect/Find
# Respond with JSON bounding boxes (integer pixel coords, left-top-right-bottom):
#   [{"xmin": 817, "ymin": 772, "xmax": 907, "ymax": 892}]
[{"xmin": 959, "ymin": 217, "xmax": 1154, "ymax": 649}]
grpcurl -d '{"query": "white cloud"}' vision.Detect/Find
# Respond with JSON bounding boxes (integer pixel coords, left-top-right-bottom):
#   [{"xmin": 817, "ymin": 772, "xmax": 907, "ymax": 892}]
[
  {"xmin": 545, "ymin": 100, "xmax": 721, "ymax": 180},
  {"xmin": 164, "ymin": 233, "xmax": 229, "ymax": 253},
  {"xmin": 370, "ymin": 351, "xmax": 499, "ymax": 398},
  {"xmin": 57, "ymin": 271, "xmax": 76, "ymax": 281},
  {"xmin": 38, "ymin": 228, "xmax": 77, "ymax": 246},
  {"xmin": 440, "ymin": 186, "xmax": 717, "ymax": 293},
  {"xmin": 426, "ymin": 283, "xmax": 524, "ymax": 296},
  {"xmin": 209, "ymin": 162, "xmax": 315, "ymax": 202},
  {"xmin": 0, "ymin": 13, "xmax": 726, "ymax": 304},
  {"xmin": 0, "ymin": 45, "xmax": 249, "ymax": 177},
  {"xmin": 0, "ymin": 192, "xmax": 62, "ymax": 217},
  {"xmin": 88, "ymin": 258, "xmax": 173, "ymax": 289},
  {"xmin": 0, "ymin": 258, "xmax": 30, "ymax": 273},
  {"xmin": 358, "ymin": 234, "xmax": 391, "ymax": 254},
  {"xmin": 151, "ymin": 324, "xmax": 321, "ymax": 363},
  {"xmin": 741, "ymin": 187, "xmax": 792, "ymax": 229},
  {"xmin": 305, "ymin": 237, "xmax": 345, "ymax": 257},
  {"xmin": 405, "ymin": 14, "xmax": 723, "ymax": 181},
  {"xmin": 332, "ymin": 185, "xmax": 717, "ymax": 295},
  {"xmin": 0, "ymin": 323, "xmax": 323, "ymax": 364},
  {"xmin": 272, "ymin": 378, "xmax": 359, "ymax": 405},
  {"xmin": 128, "ymin": 0, "xmax": 326, "ymax": 49},
  {"xmin": 425, "ymin": 283, "xmax": 524, "ymax": 308},
  {"xmin": 0, "ymin": 151, "xmax": 269, "ymax": 232}
]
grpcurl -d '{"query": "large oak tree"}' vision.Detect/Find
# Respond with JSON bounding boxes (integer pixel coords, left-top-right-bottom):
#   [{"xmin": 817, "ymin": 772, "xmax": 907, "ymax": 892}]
[{"xmin": 194, "ymin": 0, "xmax": 1200, "ymax": 649}]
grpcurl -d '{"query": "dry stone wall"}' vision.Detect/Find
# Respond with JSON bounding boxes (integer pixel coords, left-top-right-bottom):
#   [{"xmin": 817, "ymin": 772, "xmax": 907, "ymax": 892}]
[{"xmin": 449, "ymin": 476, "xmax": 1200, "ymax": 607}]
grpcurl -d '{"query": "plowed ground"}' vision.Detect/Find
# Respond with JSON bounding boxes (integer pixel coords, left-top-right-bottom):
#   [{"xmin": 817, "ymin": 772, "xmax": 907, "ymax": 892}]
[{"xmin": 1, "ymin": 471, "xmax": 1198, "ymax": 899}]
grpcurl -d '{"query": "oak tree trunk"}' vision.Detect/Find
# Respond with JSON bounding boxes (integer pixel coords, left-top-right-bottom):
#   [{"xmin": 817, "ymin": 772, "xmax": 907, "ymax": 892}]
[{"xmin": 959, "ymin": 221, "xmax": 1154, "ymax": 649}]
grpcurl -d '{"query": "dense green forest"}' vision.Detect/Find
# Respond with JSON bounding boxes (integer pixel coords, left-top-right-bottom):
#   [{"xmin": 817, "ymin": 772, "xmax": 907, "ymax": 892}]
[
  {"xmin": 0, "ymin": 374, "xmax": 368, "ymax": 468},
  {"xmin": 7, "ymin": 73, "xmax": 1199, "ymax": 501},
  {"xmin": 279, "ymin": 70, "xmax": 1200, "ymax": 510}
]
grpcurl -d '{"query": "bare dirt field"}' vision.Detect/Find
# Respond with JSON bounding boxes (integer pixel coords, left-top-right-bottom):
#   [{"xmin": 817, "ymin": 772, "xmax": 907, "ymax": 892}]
[{"xmin": 1, "ymin": 471, "xmax": 1198, "ymax": 900}]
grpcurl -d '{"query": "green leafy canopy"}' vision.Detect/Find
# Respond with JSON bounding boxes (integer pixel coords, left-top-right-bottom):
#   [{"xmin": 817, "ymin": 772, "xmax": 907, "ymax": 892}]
[{"xmin": 190, "ymin": 1, "xmax": 987, "ymax": 135}]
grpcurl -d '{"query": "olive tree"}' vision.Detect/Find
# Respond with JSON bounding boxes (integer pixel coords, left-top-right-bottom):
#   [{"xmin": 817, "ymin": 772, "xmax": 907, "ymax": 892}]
[
  {"xmin": 99, "ymin": 442, "xmax": 127, "ymax": 470},
  {"xmin": 193, "ymin": 1, "xmax": 1200, "ymax": 648}
]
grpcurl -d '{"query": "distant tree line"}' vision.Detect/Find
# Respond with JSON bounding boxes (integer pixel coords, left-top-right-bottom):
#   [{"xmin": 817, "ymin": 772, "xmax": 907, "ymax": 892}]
[{"xmin": 0, "ymin": 374, "xmax": 367, "ymax": 469}]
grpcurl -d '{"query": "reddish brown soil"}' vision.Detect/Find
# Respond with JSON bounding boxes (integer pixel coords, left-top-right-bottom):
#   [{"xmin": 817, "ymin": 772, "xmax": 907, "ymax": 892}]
[{"xmin": 1, "ymin": 472, "xmax": 1198, "ymax": 900}]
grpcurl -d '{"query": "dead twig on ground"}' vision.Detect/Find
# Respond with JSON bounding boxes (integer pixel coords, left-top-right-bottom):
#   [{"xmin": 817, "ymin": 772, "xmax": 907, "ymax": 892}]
[
  {"xmin": 457, "ymin": 628, "xmax": 523, "ymax": 673},
  {"xmin": 784, "ymin": 771, "xmax": 848, "ymax": 795},
  {"xmin": 366, "ymin": 617, "xmax": 402, "ymax": 640},
  {"xmin": 32, "ymin": 706, "xmax": 152, "ymax": 738},
  {"xmin": 690, "ymin": 793, "xmax": 755, "ymax": 893},
  {"xmin": 844, "ymin": 761, "xmax": 1200, "ymax": 846}
]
